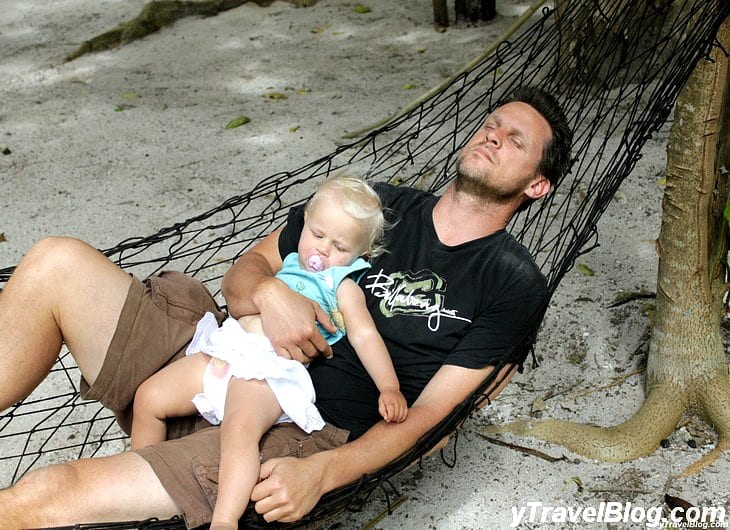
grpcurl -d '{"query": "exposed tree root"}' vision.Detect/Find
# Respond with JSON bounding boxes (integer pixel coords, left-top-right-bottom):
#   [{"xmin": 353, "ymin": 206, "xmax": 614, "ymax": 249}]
[
  {"xmin": 483, "ymin": 369, "xmax": 730, "ymax": 475},
  {"xmin": 681, "ymin": 367, "xmax": 730, "ymax": 476},
  {"xmin": 64, "ymin": 0, "xmax": 316, "ymax": 63},
  {"xmin": 483, "ymin": 383, "xmax": 684, "ymax": 462},
  {"xmin": 681, "ymin": 438, "xmax": 730, "ymax": 477}
]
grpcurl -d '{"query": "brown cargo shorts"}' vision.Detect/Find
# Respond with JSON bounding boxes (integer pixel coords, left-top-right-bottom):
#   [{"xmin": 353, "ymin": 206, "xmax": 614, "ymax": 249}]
[
  {"xmin": 81, "ymin": 271, "xmax": 349, "ymax": 528},
  {"xmin": 137, "ymin": 422, "xmax": 349, "ymax": 528}
]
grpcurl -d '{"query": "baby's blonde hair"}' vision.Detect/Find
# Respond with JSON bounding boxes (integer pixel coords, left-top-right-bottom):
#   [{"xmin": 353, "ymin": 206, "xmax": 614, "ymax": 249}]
[{"xmin": 305, "ymin": 174, "xmax": 387, "ymax": 258}]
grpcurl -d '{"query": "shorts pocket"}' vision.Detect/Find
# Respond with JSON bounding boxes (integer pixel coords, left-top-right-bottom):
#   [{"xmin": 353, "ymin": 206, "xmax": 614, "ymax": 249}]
[
  {"xmin": 192, "ymin": 456, "xmax": 219, "ymax": 509},
  {"xmin": 259, "ymin": 423, "xmax": 350, "ymax": 461},
  {"xmin": 149, "ymin": 271, "xmax": 223, "ymax": 325}
]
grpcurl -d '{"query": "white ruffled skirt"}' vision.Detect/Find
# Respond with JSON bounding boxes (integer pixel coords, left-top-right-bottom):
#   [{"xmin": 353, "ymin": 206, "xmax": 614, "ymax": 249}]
[{"xmin": 186, "ymin": 312, "xmax": 325, "ymax": 433}]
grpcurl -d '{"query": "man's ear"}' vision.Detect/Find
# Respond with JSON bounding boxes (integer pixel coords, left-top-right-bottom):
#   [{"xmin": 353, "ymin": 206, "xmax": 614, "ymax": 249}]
[{"xmin": 524, "ymin": 175, "xmax": 551, "ymax": 200}]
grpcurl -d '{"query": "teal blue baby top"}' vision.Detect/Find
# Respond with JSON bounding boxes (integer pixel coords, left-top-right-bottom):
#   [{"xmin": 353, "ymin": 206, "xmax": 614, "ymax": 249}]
[{"xmin": 276, "ymin": 252, "xmax": 371, "ymax": 344}]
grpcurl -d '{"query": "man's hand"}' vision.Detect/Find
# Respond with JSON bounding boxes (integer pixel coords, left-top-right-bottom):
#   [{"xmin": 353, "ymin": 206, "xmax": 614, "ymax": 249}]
[
  {"xmin": 222, "ymin": 228, "xmax": 335, "ymax": 363},
  {"xmin": 250, "ymin": 456, "xmax": 326, "ymax": 523},
  {"xmin": 249, "ymin": 365, "xmax": 517, "ymax": 525},
  {"xmin": 256, "ymin": 277, "xmax": 336, "ymax": 363},
  {"xmin": 378, "ymin": 389, "xmax": 408, "ymax": 423}
]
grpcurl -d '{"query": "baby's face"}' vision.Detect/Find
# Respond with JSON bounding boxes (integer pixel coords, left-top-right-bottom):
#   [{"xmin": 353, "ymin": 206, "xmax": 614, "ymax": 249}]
[{"xmin": 299, "ymin": 193, "xmax": 366, "ymax": 272}]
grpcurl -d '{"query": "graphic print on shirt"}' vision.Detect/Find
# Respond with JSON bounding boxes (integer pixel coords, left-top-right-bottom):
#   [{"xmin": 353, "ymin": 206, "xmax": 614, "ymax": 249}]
[{"xmin": 363, "ymin": 268, "xmax": 472, "ymax": 332}]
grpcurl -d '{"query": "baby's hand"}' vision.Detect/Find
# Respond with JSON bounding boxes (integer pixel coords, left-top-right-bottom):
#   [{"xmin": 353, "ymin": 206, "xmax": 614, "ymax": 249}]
[{"xmin": 378, "ymin": 389, "xmax": 408, "ymax": 423}]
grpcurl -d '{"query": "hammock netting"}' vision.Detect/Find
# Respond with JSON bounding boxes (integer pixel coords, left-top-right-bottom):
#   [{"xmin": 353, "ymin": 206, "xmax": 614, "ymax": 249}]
[{"xmin": 1, "ymin": 0, "xmax": 729, "ymax": 528}]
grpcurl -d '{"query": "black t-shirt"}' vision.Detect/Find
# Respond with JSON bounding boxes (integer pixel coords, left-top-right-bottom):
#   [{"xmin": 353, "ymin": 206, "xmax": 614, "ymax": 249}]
[{"xmin": 278, "ymin": 183, "xmax": 547, "ymax": 438}]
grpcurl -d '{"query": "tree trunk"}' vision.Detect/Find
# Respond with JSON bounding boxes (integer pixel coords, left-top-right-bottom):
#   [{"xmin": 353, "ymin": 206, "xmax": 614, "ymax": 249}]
[
  {"xmin": 484, "ymin": 16, "xmax": 730, "ymax": 472},
  {"xmin": 650, "ymin": 11, "xmax": 730, "ymax": 472},
  {"xmin": 455, "ymin": 0, "xmax": 496, "ymax": 23},
  {"xmin": 435, "ymin": 0, "xmax": 496, "ymax": 28},
  {"xmin": 432, "ymin": 0, "xmax": 449, "ymax": 28}
]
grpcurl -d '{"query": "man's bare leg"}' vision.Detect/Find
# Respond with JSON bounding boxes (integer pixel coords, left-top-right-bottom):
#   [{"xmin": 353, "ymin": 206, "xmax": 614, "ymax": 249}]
[
  {"xmin": 0, "ymin": 236, "xmax": 132, "ymax": 409},
  {"xmin": 0, "ymin": 451, "xmax": 181, "ymax": 529}
]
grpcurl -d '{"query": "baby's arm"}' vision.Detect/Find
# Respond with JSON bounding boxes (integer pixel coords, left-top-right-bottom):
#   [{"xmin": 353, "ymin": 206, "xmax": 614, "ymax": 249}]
[{"xmin": 336, "ymin": 279, "xmax": 407, "ymax": 423}]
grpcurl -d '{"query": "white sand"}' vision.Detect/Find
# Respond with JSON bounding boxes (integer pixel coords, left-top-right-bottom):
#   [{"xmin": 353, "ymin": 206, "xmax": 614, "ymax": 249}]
[{"xmin": 1, "ymin": 1, "xmax": 728, "ymax": 528}]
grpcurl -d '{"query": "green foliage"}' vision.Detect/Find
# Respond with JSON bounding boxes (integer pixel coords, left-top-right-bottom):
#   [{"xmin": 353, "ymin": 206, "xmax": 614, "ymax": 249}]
[
  {"xmin": 577, "ymin": 263, "xmax": 595, "ymax": 276},
  {"xmin": 225, "ymin": 115, "xmax": 251, "ymax": 129}
]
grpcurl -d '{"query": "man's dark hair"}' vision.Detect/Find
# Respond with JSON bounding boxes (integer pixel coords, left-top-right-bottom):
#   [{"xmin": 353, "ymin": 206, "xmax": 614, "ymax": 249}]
[{"xmin": 506, "ymin": 86, "xmax": 573, "ymax": 188}]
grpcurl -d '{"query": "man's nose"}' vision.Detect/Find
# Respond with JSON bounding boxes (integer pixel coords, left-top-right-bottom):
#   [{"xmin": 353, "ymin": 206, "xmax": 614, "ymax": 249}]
[{"xmin": 485, "ymin": 128, "xmax": 501, "ymax": 147}]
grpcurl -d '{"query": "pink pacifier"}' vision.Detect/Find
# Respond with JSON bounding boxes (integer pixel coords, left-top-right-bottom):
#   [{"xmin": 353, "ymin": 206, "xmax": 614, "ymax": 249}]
[{"xmin": 304, "ymin": 251, "xmax": 328, "ymax": 272}]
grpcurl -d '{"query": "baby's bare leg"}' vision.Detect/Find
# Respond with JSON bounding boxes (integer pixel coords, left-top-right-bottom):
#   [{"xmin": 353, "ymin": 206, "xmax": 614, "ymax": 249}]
[
  {"xmin": 131, "ymin": 352, "xmax": 209, "ymax": 449},
  {"xmin": 237, "ymin": 314, "xmax": 265, "ymax": 335},
  {"xmin": 211, "ymin": 378, "xmax": 282, "ymax": 527}
]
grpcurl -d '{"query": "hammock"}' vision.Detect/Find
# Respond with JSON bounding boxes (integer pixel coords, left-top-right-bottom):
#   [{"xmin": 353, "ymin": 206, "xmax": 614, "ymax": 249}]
[{"xmin": 1, "ymin": 0, "xmax": 729, "ymax": 528}]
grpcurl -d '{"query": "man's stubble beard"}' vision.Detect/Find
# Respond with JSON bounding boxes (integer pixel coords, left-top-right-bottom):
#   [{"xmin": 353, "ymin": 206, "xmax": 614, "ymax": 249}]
[{"xmin": 455, "ymin": 152, "xmax": 527, "ymax": 205}]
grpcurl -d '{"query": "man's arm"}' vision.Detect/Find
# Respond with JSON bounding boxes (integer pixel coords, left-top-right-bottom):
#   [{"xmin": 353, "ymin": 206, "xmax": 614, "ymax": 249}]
[
  {"xmin": 222, "ymin": 228, "xmax": 284, "ymax": 319},
  {"xmin": 221, "ymin": 228, "xmax": 334, "ymax": 361},
  {"xmin": 250, "ymin": 362, "xmax": 517, "ymax": 523}
]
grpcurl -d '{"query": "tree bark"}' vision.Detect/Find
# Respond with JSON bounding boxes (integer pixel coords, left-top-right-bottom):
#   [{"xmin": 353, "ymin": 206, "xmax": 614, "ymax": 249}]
[
  {"xmin": 484, "ymin": 16, "xmax": 730, "ymax": 473},
  {"xmin": 432, "ymin": 0, "xmax": 449, "ymax": 28},
  {"xmin": 434, "ymin": 0, "xmax": 496, "ymax": 28},
  {"xmin": 455, "ymin": 0, "xmax": 496, "ymax": 23},
  {"xmin": 651, "ymin": 11, "xmax": 730, "ymax": 473}
]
